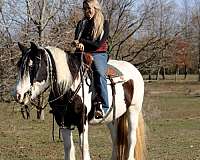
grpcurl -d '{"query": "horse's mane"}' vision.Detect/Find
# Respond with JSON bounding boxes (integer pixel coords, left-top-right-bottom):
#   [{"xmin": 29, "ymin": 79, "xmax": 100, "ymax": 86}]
[
  {"xmin": 17, "ymin": 49, "xmax": 31, "ymax": 78},
  {"xmin": 46, "ymin": 46, "xmax": 81, "ymax": 95}
]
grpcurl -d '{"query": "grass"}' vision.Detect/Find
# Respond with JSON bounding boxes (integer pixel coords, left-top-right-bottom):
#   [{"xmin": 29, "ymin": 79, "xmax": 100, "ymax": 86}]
[
  {"xmin": 1, "ymin": 78, "xmax": 200, "ymax": 159},
  {"xmin": 0, "ymin": 103, "xmax": 112, "ymax": 160},
  {"xmin": 144, "ymin": 80, "xmax": 200, "ymax": 160}
]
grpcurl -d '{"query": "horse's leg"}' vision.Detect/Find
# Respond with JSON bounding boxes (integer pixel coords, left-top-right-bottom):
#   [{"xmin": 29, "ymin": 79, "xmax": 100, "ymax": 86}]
[
  {"xmin": 107, "ymin": 122, "xmax": 118, "ymax": 160},
  {"xmin": 78, "ymin": 121, "xmax": 91, "ymax": 160},
  {"xmin": 128, "ymin": 106, "xmax": 139, "ymax": 160},
  {"xmin": 61, "ymin": 128, "xmax": 75, "ymax": 160}
]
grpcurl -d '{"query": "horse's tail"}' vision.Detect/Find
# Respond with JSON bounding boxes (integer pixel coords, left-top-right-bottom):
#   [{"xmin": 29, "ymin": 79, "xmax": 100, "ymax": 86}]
[
  {"xmin": 117, "ymin": 112, "xmax": 128, "ymax": 160},
  {"xmin": 135, "ymin": 112, "xmax": 146, "ymax": 160},
  {"xmin": 116, "ymin": 112, "xmax": 146, "ymax": 160}
]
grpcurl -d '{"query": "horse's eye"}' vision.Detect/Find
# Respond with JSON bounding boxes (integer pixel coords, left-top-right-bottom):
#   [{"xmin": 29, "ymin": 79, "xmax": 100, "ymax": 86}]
[
  {"xmin": 28, "ymin": 62, "xmax": 34, "ymax": 69},
  {"xmin": 28, "ymin": 60, "xmax": 34, "ymax": 68},
  {"xmin": 29, "ymin": 65, "xmax": 34, "ymax": 69}
]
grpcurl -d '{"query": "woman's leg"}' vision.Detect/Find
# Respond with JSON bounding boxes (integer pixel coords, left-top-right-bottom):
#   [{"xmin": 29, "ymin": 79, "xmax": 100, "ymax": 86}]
[{"xmin": 92, "ymin": 53, "xmax": 109, "ymax": 114}]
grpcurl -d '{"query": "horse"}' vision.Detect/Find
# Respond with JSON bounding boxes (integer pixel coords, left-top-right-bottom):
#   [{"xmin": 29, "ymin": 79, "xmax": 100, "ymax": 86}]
[{"xmin": 15, "ymin": 42, "xmax": 146, "ymax": 160}]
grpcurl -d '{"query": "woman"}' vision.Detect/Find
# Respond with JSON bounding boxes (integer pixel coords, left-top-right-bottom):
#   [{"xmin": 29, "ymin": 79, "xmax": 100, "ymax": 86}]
[{"xmin": 72, "ymin": 0, "xmax": 109, "ymax": 119}]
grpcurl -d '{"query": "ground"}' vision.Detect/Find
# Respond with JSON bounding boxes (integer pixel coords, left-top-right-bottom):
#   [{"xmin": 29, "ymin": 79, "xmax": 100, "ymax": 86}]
[
  {"xmin": 144, "ymin": 80, "xmax": 200, "ymax": 160},
  {"xmin": 1, "ymin": 75, "xmax": 200, "ymax": 160}
]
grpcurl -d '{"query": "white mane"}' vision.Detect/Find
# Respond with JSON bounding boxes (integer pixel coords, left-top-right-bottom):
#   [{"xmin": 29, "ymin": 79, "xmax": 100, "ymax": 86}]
[{"xmin": 46, "ymin": 46, "xmax": 73, "ymax": 94}]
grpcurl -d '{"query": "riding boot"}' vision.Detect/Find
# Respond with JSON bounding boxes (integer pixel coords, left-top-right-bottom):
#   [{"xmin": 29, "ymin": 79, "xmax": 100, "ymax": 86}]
[
  {"xmin": 94, "ymin": 102, "xmax": 104, "ymax": 119},
  {"xmin": 92, "ymin": 96, "xmax": 104, "ymax": 119}
]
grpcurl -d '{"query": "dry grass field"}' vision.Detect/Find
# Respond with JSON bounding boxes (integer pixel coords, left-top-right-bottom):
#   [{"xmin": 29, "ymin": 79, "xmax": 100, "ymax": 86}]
[{"xmin": 1, "ymin": 75, "xmax": 200, "ymax": 160}]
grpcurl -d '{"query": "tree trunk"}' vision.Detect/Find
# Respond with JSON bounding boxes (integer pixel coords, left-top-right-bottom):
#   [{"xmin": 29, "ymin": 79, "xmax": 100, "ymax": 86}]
[
  {"xmin": 156, "ymin": 67, "xmax": 161, "ymax": 80},
  {"xmin": 161, "ymin": 66, "xmax": 166, "ymax": 80},
  {"xmin": 198, "ymin": 30, "xmax": 200, "ymax": 81},
  {"xmin": 175, "ymin": 65, "xmax": 179, "ymax": 81},
  {"xmin": 198, "ymin": 64, "xmax": 200, "ymax": 81},
  {"xmin": 148, "ymin": 69, "xmax": 152, "ymax": 80},
  {"xmin": 36, "ymin": 94, "xmax": 45, "ymax": 120},
  {"xmin": 184, "ymin": 65, "xmax": 187, "ymax": 80}
]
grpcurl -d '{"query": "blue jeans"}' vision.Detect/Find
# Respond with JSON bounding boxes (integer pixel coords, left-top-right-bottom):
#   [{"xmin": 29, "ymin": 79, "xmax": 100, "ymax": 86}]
[{"xmin": 92, "ymin": 53, "xmax": 109, "ymax": 113}]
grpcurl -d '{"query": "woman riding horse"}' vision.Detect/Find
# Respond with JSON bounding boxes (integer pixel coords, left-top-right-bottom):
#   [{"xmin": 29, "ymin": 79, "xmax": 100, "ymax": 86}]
[{"xmin": 72, "ymin": 0, "xmax": 109, "ymax": 119}]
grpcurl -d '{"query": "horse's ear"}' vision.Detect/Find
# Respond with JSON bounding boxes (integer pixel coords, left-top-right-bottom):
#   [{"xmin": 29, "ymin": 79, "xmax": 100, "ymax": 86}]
[
  {"xmin": 18, "ymin": 42, "xmax": 27, "ymax": 53},
  {"xmin": 30, "ymin": 42, "xmax": 39, "ymax": 51}
]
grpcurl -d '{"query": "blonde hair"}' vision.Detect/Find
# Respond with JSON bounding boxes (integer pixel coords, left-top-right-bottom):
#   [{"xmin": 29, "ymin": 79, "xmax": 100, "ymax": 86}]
[{"xmin": 83, "ymin": 0, "xmax": 104, "ymax": 40}]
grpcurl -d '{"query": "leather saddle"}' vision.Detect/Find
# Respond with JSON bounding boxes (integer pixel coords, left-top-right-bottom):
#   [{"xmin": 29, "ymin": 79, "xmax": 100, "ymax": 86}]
[{"xmin": 83, "ymin": 53, "xmax": 123, "ymax": 78}]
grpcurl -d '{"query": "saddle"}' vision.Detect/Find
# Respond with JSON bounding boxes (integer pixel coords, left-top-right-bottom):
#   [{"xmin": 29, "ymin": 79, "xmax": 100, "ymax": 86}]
[
  {"xmin": 83, "ymin": 53, "xmax": 123, "ymax": 78},
  {"xmin": 106, "ymin": 64, "xmax": 123, "ymax": 78}
]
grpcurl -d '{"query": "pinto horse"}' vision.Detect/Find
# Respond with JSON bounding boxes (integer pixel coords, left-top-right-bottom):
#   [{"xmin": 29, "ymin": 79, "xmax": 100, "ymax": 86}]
[{"xmin": 15, "ymin": 42, "xmax": 145, "ymax": 160}]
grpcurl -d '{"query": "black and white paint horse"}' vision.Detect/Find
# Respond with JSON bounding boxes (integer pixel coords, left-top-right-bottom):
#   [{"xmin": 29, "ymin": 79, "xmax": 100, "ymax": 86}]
[{"xmin": 15, "ymin": 42, "xmax": 145, "ymax": 160}]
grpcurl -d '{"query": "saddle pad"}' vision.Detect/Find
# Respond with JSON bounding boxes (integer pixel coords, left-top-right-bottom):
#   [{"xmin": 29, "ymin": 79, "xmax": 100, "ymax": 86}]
[{"xmin": 106, "ymin": 64, "xmax": 123, "ymax": 78}]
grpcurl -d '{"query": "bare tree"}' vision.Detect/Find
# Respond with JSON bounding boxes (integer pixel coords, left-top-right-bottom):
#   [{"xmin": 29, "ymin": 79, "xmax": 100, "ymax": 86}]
[
  {"xmin": 24, "ymin": 0, "xmax": 62, "ymax": 44},
  {"xmin": 0, "ymin": 0, "xmax": 18, "ymax": 101},
  {"xmin": 191, "ymin": 0, "xmax": 200, "ymax": 81},
  {"xmin": 134, "ymin": 0, "xmax": 179, "ymax": 79},
  {"xmin": 101, "ymin": 0, "xmax": 156, "ymax": 63}
]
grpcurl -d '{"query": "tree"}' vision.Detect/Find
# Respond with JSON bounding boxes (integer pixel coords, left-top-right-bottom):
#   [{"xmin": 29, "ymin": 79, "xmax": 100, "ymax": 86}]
[
  {"xmin": 25, "ymin": 0, "xmax": 62, "ymax": 44},
  {"xmin": 174, "ymin": 38, "xmax": 191, "ymax": 80},
  {"xmin": 191, "ymin": 0, "xmax": 200, "ymax": 81},
  {"xmin": 135, "ymin": 0, "xmax": 179, "ymax": 80}
]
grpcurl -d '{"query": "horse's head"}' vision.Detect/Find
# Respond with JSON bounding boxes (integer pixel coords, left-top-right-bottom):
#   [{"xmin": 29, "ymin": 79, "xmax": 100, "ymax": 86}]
[{"xmin": 15, "ymin": 42, "xmax": 49, "ymax": 104}]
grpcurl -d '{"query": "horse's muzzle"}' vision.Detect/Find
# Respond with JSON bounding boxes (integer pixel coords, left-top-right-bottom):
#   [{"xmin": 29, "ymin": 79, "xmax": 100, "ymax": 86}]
[{"xmin": 16, "ymin": 91, "xmax": 30, "ymax": 105}]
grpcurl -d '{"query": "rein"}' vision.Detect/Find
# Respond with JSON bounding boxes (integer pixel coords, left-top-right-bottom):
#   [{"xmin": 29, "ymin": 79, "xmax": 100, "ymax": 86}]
[{"xmin": 68, "ymin": 63, "xmax": 90, "ymax": 104}]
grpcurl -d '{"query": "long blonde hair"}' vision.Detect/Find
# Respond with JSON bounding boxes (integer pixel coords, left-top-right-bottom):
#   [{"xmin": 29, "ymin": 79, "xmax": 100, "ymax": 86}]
[{"xmin": 83, "ymin": 0, "xmax": 104, "ymax": 40}]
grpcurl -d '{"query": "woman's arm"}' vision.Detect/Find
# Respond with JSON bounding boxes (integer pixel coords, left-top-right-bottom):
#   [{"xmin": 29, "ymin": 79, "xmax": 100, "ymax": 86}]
[
  {"xmin": 74, "ymin": 20, "xmax": 82, "ymax": 40},
  {"xmin": 80, "ymin": 20, "xmax": 109, "ymax": 50}
]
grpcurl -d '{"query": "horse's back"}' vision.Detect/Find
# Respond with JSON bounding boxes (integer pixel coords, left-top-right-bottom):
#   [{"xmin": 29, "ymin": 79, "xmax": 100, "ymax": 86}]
[
  {"xmin": 108, "ymin": 59, "xmax": 144, "ymax": 111},
  {"xmin": 108, "ymin": 59, "xmax": 143, "ymax": 84}
]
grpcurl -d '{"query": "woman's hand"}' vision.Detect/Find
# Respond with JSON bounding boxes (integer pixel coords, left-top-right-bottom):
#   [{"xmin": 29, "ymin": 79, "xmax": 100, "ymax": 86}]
[
  {"xmin": 76, "ymin": 43, "xmax": 84, "ymax": 51},
  {"xmin": 71, "ymin": 40, "xmax": 84, "ymax": 51},
  {"xmin": 71, "ymin": 40, "xmax": 79, "ymax": 47}
]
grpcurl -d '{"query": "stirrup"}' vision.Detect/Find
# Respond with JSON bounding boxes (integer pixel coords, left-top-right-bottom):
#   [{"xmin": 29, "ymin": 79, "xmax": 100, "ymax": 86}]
[{"xmin": 95, "ymin": 110, "xmax": 104, "ymax": 119}]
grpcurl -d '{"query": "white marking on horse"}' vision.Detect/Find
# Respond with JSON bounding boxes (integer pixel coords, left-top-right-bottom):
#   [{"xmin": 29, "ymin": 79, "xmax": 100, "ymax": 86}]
[
  {"xmin": 31, "ymin": 80, "xmax": 47, "ymax": 99},
  {"xmin": 16, "ymin": 69, "xmax": 31, "ymax": 103},
  {"xmin": 46, "ymin": 46, "xmax": 73, "ymax": 93},
  {"xmin": 61, "ymin": 129, "xmax": 76, "ymax": 160}
]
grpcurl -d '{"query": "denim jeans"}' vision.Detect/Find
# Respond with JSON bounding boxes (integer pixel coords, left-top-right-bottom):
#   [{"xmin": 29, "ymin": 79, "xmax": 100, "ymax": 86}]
[{"xmin": 92, "ymin": 52, "xmax": 109, "ymax": 113}]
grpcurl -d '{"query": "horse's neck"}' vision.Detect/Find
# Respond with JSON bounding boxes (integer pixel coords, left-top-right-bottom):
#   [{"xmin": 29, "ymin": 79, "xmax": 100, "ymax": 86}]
[
  {"xmin": 67, "ymin": 53, "xmax": 82, "ymax": 80},
  {"xmin": 46, "ymin": 47, "xmax": 81, "ymax": 95},
  {"xmin": 46, "ymin": 47, "xmax": 71, "ymax": 94}
]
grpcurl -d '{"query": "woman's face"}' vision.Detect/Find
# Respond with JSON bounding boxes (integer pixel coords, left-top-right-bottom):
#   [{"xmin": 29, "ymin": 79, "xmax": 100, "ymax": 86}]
[{"xmin": 83, "ymin": 3, "xmax": 95, "ymax": 19}]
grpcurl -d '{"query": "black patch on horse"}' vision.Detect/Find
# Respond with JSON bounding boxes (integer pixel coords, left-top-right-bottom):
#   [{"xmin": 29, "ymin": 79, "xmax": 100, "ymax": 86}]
[
  {"xmin": 18, "ymin": 51, "xmax": 30, "ymax": 78},
  {"xmin": 68, "ymin": 53, "xmax": 82, "ymax": 81},
  {"xmin": 49, "ymin": 89, "xmax": 87, "ymax": 134},
  {"xmin": 34, "ymin": 49, "xmax": 48, "ymax": 83},
  {"xmin": 18, "ymin": 47, "xmax": 48, "ymax": 85}
]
